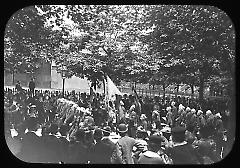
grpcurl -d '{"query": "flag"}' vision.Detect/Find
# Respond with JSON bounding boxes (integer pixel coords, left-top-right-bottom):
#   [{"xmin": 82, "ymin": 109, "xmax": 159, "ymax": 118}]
[
  {"xmin": 105, "ymin": 75, "xmax": 123, "ymax": 123},
  {"xmin": 106, "ymin": 75, "xmax": 122, "ymax": 101}
]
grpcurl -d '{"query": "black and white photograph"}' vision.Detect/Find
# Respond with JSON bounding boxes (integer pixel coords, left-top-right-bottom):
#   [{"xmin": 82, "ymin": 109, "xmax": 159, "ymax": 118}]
[{"xmin": 4, "ymin": 5, "xmax": 235, "ymax": 164}]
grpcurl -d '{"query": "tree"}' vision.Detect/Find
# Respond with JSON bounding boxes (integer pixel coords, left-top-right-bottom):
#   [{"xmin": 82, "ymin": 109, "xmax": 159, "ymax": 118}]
[
  {"xmin": 142, "ymin": 5, "xmax": 235, "ymax": 103},
  {"xmin": 35, "ymin": 5, "xmax": 153, "ymax": 85},
  {"xmin": 4, "ymin": 6, "xmax": 64, "ymax": 78}
]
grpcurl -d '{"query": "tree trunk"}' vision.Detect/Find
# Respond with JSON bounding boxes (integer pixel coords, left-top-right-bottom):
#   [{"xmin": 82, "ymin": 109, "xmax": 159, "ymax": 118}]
[
  {"xmin": 190, "ymin": 84, "xmax": 194, "ymax": 95},
  {"xmin": 103, "ymin": 78, "xmax": 106, "ymax": 96},
  {"xmin": 209, "ymin": 85, "xmax": 213, "ymax": 96},
  {"xmin": 199, "ymin": 75, "xmax": 204, "ymax": 103},
  {"xmin": 12, "ymin": 70, "xmax": 15, "ymax": 85},
  {"xmin": 163, "ymin": 84, "xmax": 166, "ymax": 98}
]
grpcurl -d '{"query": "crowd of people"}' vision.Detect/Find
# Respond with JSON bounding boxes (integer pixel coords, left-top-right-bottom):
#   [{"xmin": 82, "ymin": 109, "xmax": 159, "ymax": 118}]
[{"xmin": 4, "ymin": 80, "xmax": 232, "ymax": 164}]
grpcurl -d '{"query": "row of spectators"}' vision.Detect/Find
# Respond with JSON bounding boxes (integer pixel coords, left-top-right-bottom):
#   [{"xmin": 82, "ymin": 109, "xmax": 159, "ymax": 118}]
[{"xmin": 4, "ymin": 86, "xmax": 231, "ymax": 164}]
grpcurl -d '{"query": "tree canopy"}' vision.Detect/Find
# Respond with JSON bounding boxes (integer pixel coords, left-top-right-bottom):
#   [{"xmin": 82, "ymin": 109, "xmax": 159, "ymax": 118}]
[{"xmin": 4, "ymin": 5, "xmax": 235, "ymax": 99}]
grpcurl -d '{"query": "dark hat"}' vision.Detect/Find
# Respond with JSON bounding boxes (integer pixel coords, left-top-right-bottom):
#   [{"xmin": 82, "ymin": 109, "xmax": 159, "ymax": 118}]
[
  {"xmin": 171, "ymin": 126, "xmax": 186, "ymax": 135},
  {"xmin": 118, "ymin": 123, "xmax": 128, "ymax": 133},
  {"xmin": 148, "ymin": 135, "xmax": 163, "ymax": 145},
  {"xmin": 94, "ymin": 128, "xmax": 103, "ymax": 139},
  {"xmin": 171, "ymin": 126, "xmax": 186, "ymax": 143}
]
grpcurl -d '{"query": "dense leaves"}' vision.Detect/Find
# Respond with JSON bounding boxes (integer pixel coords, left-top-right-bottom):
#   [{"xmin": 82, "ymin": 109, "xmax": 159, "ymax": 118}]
[
  {"xmin": 142, "ymin": 5, "xmax": 235, "ymax": 100},
  {"xmin": 4, "ymin": 5, "xmax": 235, "ymax": 99}
]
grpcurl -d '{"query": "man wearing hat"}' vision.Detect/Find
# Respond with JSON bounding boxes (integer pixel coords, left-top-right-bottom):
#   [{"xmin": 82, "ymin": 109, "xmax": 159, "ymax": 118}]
[
  {"xmin": 102, "ymin": 126, "xmax": 116, "ymax": 151},
  {"xmin": 111, "ymin": 123, "xmax": 145, "ymax": 164},
  {"xmin": 166, "ymin": 126, "xmax": 201, "ymax": 164},
  {"xmin": 89, "ymin": 128, "xmax": 114, "ymax": 164},
  {"xmin": 138, "ymin": 135, "xmax": 166, "ymax": 164}
]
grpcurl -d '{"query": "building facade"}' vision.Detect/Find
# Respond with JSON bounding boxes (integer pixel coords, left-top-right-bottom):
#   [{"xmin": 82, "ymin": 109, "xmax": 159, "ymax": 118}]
[{"xmin": 4, "ymin": 61, "xmax": 91, "ymax": 93}]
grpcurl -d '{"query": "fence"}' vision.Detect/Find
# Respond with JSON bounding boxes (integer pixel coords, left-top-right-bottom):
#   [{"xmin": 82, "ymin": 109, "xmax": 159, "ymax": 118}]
[
  {"xmin": 118, "ymin": 87, "xmax": 197, "ymax": 98},
  {"xmin": 117, "ymin": 87, "xmax": 230, "ymax": 100},
  {"xmin": 4, "ymin": 85, "xmax": 229, "ymax": 100}
]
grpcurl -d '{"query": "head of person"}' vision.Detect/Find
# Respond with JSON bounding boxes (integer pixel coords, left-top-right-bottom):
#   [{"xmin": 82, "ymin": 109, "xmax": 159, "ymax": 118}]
[
  {"xmin": 171, "ymin": 126, "xmax": 186, "ymax": 143},
  {"xmin": 118, "ymin": 123, "xmax": 128, "ymax": 137},
  {"xmin": 147, "ymin": 135, "xmax": 163, "ymax": 152},
  {"xmin": 94, "ymin": 128, "xmax": 103, "ymax": 142},
  {"xmin": 191, "ymin": 108, "xmax": 196, "ymax": 114},
  {"xmin": 197, "ymin": 110, "xmax": 203, "ymax": 117},
  {"xmin": 205, "ymin": 110, "xmax": 212, "ymax": 118}
]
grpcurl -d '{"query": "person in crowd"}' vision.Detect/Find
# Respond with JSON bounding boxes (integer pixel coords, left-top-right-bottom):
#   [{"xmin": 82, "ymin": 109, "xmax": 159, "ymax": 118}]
[
  {"xmin": 42, "ymin": 123, "xmax": 62, "ymax": 163},
  {"xmin": 15, "ymin": 81, "xmax": 23, "ymax": 93},
  {"xmin": 166, "ymin": 107, "xmax": 173, "ymax": 127},
  {"xmin": 212, "ymin": 113, "xmax": 226, "ymax": 160},
  {"xmin": 102, "ymin": 126, "xmax": 116, "ymax": 150},
  {"xmin": 152, "ymin": 105, "xmax": 162, "ymax": 130},
  {"xmin": 139, "ymin": 114, "xmax": 148, "ymax": 131},
  {"xmin": 28, "ymin": 78, "xmax": 36, "ymax": 97},
  {"xmin": 90, "ymin": 128, "xmax": 114, "ymax": 164},
  {"xmin": 170, "ymin": 101, "xmax": 178, "ymax": 126},
  {"xmin": 192, "ymin": 123, "xmax": 220, "ymax": 164},
  {"xmin": 68, "ymin": 128, "xmax": 88, "ymax": 163},
  {"xmin": 165, "ymin": 126, "xmax": 202, "ymax": 164},
  {"xmin": 111, "ymin": 123, "xmax": 145, "ymax": 164},
  {"xmin": 57, "ymin": 124, "xmax": 71, "ymax": 163},
  {"xmin": 128, "ymin": 111, "xmax": 138, "ymax": 138},
  {"xmin": 138, "ymin": 135, "xmax": 170, "ymax": 164},
  {"xmin": 5, "ymin": 128, "xmax": 22, "ymax": 158},
  {"xmin": 18, "ymin": 117, "xmax": 44, "ymax": 163}
]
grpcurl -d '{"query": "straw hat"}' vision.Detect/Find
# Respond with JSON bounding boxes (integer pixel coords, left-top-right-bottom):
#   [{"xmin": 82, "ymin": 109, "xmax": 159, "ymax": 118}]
[{"xmin": 118, "ymin": 123, "xmax": 128, "ymax": 133}]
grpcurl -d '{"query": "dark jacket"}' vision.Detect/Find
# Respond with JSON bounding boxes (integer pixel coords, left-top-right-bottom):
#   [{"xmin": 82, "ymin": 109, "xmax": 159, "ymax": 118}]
[
  {"xmin": 42, "ymin": 134, "xmax": 62, "ymax": 163},
  {"xmin": 68, "ymin": 141, "xmax": 88, "ymax": 164},
  {"xmin": 166, "ymin": 141, "xmax": 201, "ymax": 164},
  {"xmin": 90, "ymin": 140, "xmax": 113, "ymax": 164},
  {"xmin": 29, "ymin": 81, "xmax": 35, "ymax": 90},
  {"xmin": 18, "ymin": 132, "xmax": 43, "ymax": 163}
]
